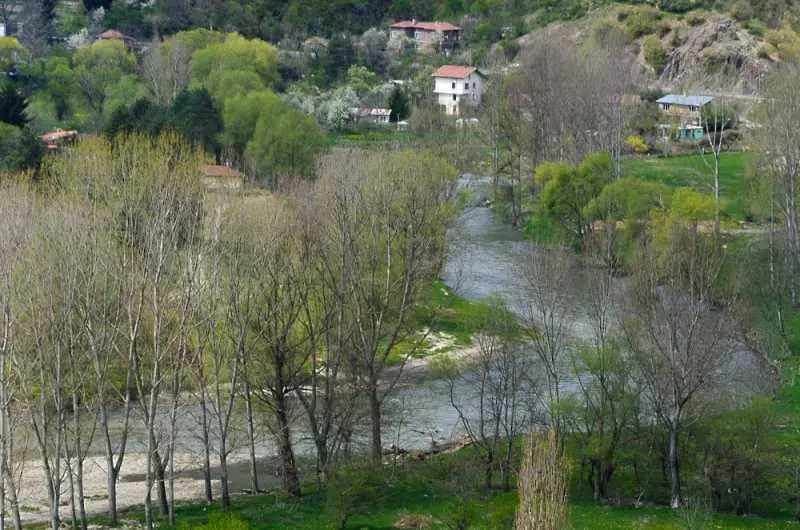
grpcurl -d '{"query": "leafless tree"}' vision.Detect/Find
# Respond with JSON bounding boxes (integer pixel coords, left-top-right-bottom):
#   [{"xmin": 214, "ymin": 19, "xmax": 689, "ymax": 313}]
[
  {"xmin": 518, "ymin": 248, "xmax": 576, "ymax": 437},
  {"xmin": 438, "ymin": 297, "xmax": 535, "ymax": 491},
  {"xmin": 621, "ymin": 230, "xmax": 739, "ymax": 509},
  {"xmin": 319, "ymin": 150, "xmax": 457, "ymax": 462},
  {"xmin": 142, "ymin": 40, "xmax": 193, "ymax": 106}
]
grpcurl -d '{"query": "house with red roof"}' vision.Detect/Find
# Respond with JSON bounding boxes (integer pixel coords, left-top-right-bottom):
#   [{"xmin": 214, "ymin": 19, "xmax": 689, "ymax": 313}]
[
  {"xmin": 432, "ymin": 65, "xmax": 486, "ymax": 116},
  {"xmin": 199, "ymin": 164, "xmax": 244, "ymax": 191},
  {"xmin": 390, "ymin": 20, "xmax": 461, "ymax": 53},
  {"xmin": 40, "ymin": 129, "xmax": 78, "ymax": 151}
]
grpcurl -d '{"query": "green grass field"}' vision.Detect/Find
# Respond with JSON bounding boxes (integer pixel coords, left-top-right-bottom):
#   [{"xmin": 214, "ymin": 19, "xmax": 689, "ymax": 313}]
[
  {"xmin": 624, "ymin": 152, "xmax": 756, "ymax": 222},
  {"xmin": 129, "ymin": 465, "xmax": 797, "ymax": 530}
]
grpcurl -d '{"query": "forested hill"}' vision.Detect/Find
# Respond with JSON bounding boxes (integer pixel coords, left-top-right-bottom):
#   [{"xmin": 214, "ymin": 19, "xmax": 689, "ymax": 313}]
[{"xmin": 52, "ymin": 0, "xmax": 800, "ymax": 42}]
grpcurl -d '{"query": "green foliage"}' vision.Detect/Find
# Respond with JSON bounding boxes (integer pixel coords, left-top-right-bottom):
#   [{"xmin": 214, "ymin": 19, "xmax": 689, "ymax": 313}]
[
  {"xmin": 325, "ymin": 461, "xmax": 389, "ymax": 529},
  {"xmin": 0, "ymin": 37, "xmax": 30, "ymax": 73},
  {"xmin": 0, "ymin": 122, "xmax": 43, "ymax": 173},
  {"xmin": 584, "ymin": 178, "xmax": 670, "ymax": 222},
  {"xmin": 36, "ymin": 56, "xmax": 76, "ymax": 121},
  {"xmin": 345, "ymin": 64, "xmax": 378, "ymax": 95},
  {"xmin": 388, "ymin": 85, "xmax": 410, "ymax": 123},
  {"xmin": 624, "ymin": 6, "xmax": 662, "ymax": 38},
  {"xmin": 73, "ymin": 39, "xmax": 137, "ymax": 113},
  {"xmin": 643, "ymin": 36, "xmax": 667, "ymax": 74},
  {"xmin": 538, "ymin": 152, "xmax": 614, "ymax": 243},
  {"xmin": 246, "ymin": 107, "xmax": 324, "ymax": 188},
  {"xmin": 102, "ymin": 74, "xmax": 149, "ymax": 120},
  {"xmin": 729, "ymin": 0, "xmax": 755, "ymax": 21},
  {"xmin": 223, "ymin": 90, "xmax": 284, "ymax": 158},
  {"xmin": 178, "ymin": 513, "xmax": 252, "ymax": 530},
  {"xmin": 191, "ymin": 33, "xmax": 279, "ymax": 102},
  {"xmin": 172, "ymin": 88, "xmax": 224, "ymax": 157},
  {"xmin": 624, "ymin": 153, "xmax": 754, "ymax": 221},
  {"xmin": 0, "ymin": 82, "xmax": 29, "ymax": 127}
]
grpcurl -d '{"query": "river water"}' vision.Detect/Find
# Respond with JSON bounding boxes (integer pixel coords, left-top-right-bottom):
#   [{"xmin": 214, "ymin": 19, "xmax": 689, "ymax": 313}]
[{"xmin": 90, "ymin": 174, "xmax": 766, "ymax": 491}]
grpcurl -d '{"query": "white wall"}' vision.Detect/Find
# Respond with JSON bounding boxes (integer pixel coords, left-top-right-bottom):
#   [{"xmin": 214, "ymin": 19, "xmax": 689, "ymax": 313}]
[{"xmin": 433, "ymin": 71, "xmax": 486, "ymax": 115}]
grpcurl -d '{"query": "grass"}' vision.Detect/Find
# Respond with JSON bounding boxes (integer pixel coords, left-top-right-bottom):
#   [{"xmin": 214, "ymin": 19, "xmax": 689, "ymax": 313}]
[
  {"xmin": 623, "ymin": 152, "xmax": 756, "ymax": 222},
  {"xmin": 105, "ymin": 447, "xmax": 797, "ymax": 530}
]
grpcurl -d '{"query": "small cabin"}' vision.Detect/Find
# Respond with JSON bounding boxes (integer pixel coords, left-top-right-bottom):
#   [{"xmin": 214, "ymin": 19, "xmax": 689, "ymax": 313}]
[{"xmin": 199, "ymin": 165, "xmax": 243, "ymax": 191}]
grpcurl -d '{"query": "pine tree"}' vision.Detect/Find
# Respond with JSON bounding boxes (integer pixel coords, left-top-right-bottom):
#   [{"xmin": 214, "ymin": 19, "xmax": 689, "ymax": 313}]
[
  {"xmin": 388, "ymin": 86, "xmax": 409, "ymax": 123},
  {"xmin": 0, "ymin": 82, "xmax": 29, "ymax": 127}
]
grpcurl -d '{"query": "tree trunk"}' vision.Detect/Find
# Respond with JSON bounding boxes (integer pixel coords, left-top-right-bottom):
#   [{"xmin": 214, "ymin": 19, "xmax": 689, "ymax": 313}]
[
  {"xmin": 200, "ymin": 388, "xmax": 213, "ymax": 505},
  {"xmin": 668, "ymin": 426, "xmax": 681, "ymax": 509},
  {"xmin": 274, "ymin": 392, "xmax": 300, "ymax": 496},
  {"xmin": 243, "ymin": 371, "xmax": 259, "ymax": 494},
  {"xmin": 369, "ymin": 377, "xmax": 382, "ymax": 463},
  {"xmin": 484, "ymin": 451, "xmax": 493, "ymax": 490},
  {"xmin": 153, "ymin": 452, "xmax": 169, "ymax": 516},
  {"xmin": 219, "ymin": 440, "xmax": 230, "ymax": 509}
]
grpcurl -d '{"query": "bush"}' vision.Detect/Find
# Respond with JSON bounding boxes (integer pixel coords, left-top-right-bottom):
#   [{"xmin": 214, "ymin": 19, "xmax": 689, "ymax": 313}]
[
  {"xmin": 686, "ymin": 12, "xmax": 706, "ymax": 26},
  {"xmin": 625, "ymin": 6, "xmax": 662, "ymax": 38},
  {"xmin": 591, "ymin": 17, "xmax": 631, "ymax": 46},
  {"xmin": 643, "ymin": 36, "xmax": 667, "ymax": 74},
  {"xmin": 326, "ymin": 461, "xmax": 390, "ymax": 529},
  {"xmin": 625, "ymin": 134, "xmax": 650, "ymax": 154},
  {"xmin": 729, "ymin": 0, "xmax": 754, "ymax": 21},
  {"xmin": 179, "ymin": 514, "xmax": 252, "ymax": 530}
]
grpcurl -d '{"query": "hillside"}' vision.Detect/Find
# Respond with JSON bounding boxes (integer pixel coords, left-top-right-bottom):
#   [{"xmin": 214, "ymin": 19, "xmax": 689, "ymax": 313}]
[{"xmin": 513, "ymin": 6, "xmax": 776, "ymax": 95}]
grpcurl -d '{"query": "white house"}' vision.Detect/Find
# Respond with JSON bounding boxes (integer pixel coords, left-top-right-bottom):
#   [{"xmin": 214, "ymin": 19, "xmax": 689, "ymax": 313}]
[
  {"xmin": 389, "ymin": 20, "xmax": 462, "ymax": 53},
  {"xmin": 432, "ymin": 65, "xmax": 486, "ymax": 116}
]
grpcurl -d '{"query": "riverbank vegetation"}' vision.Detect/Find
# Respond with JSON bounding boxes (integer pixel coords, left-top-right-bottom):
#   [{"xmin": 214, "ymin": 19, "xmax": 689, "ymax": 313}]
[{"xmin": 6, "ymin": 0, "xmax": 800, "ymax": 528}]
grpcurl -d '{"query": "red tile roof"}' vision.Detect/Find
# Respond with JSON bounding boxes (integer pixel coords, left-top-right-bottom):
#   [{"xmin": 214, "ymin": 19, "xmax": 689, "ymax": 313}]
[
  {"xmin": 40, "ymin": 129, "xmax": 78, "ymax": 143},
  {"xmin": 99, "ymin": 29, "xmax": 134, "ymax": 41},
  {"xmin": 200, "ymin": 165, "xmax": 243, "ymax": 178},
  {"xmin": 391, "ymin": 20, "xmax": 460, "ymax": 31},
  {"xmin": 432, "ymin": 65, "xmax": 479, "ymax": 79}
]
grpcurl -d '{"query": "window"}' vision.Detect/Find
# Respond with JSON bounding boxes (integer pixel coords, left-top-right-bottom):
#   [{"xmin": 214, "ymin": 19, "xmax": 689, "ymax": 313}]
[
  {"xmin": 689, "ymin": 105, "xmax": 697, "ymax": 112},
  {"xmin": 451, "ymin": 82, "xmax": 455, "ymax": 89},
  {"xmin": 464, "ymin": 82, "xmax": 469, "ymax": 89},
  {"xmin": 473, "ymin": 82, "xmax": 476, "ymax": 89},
  {"xmin": 662, "ymin": 103, "xmax": 671, "ymax": 111}
]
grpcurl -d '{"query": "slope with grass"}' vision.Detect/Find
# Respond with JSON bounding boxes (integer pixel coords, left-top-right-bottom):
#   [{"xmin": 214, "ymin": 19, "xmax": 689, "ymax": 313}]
[{"xmin": 624, "ymin": 152, "xmax": 756, "ymax": 222}]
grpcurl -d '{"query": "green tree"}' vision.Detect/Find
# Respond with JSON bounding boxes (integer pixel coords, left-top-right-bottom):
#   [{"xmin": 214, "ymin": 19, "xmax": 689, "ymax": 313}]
[
  {"xmin": 246, "ymin": 107, "xmax": 324, "ymax": 189},
  {"xmin": 388, "ymin": 85, "xmax": 410, "ymax": 123},
  {"xmin": 74, "ymin": 39, "xmax": 137, "ymax": 114},
  {"xmin": 0, "ymin": 122, "xmax": 42, "ymax": 172},
  {"xmin": 102, "ymin": 74, "xmax": 149, "ymax": 120},
  {"xmin": 0, "ymin": 37, "xmax": 30, "ymax": 73},
  {"xmin": 38, "ymin": 56, "xmax": 76, "ymax": 121},
  {"xmin": 0, "ymin": 81, "xmax": 28, "ymax": 127},
  {"xmin": 643, "ymin": 36, "xmax": 666, "ymax": 74},
  {"xmin": 191, "ymin": 33, "xmax": 279, "ymax": 101},
  {"xmin": 323, "ymin": 34, "xmax": 355, "ymax": 86},
  {"xmin": 539, "ymin": 152, "xmax": 614, "ymax": 243},
  {"xmin": 222, "ymin": 89, "xmax": 284, "ymax": 161},
  {"xmin": 172, "ymin": 87, "xmax": 223, "ymax": 160},
  {"xmin": 345, "ymin": 64, "xmax": 378, "ymax": 96}
]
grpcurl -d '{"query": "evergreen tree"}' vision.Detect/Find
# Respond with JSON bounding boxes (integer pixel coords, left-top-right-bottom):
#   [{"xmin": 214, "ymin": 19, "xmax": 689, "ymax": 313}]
[
  {"xmin": 388, "ymin": 86, "xmax": 409, "ymax": 123},
  {"xmin": 172, "ymin": 88, "xmax": 223, "ymax": 160},
  {"xmin": 0, "ymin": 82, "xmax": 29, "ymax": 127}
]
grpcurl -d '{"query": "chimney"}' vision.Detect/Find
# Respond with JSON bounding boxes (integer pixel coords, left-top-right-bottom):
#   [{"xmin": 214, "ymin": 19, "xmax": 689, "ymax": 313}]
[{"xmin": 412, "ymin": 18, "xmax": 417, "ymax": 25}]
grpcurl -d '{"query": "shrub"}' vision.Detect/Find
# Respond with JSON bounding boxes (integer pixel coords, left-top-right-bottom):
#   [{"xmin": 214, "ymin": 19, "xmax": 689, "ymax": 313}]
[
  {"xmin": 745, "ymin": 19, "xmax": 766, "ymax": 37},
  {"xmin": 625, "ymin": 134, "xmax": 650, "ymax": 154},
  {"xmin": 591, "ymin": 17, "xmax": 631, "ymax": 46},
  {"xmin": 658, "ymin": 21, "xmax": 672, "ymax": 38},
  {"xmin": 729, "ymin": 0, "xmax": 754, "ymax": 21},
  {"xmin": 625, "ymin": 6, "xmax": 662, "ymax": 38},
  {"xmin": 179, "ymin": 514, "xmax": 252, "ymax": 530},
  {"xmin": 686, "ymin": 12, "xmax": 706, "ymax": 26},
  {"xmin": 643, "ymin": 36, "xmax": 667, "ymax": 74},
  {"xmin": 326, "ymin": 461, "xmax": 390, "ymax": 529}
]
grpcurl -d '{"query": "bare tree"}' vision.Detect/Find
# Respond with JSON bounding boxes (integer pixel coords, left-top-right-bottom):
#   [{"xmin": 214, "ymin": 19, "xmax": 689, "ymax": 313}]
[
  {"xmin": 699, "ymin": 101, "xmax": 735, "ymax": 236},
  {"xmin": 518, "ymin": 248, "xmax": 576, "ymax": 437},
  {"xmin": 142, "ymin": 40, "xmax": 193, "ymax": 106},
  {"xmin": 622, "ymin": 229, "xmax": 738, "ymax": 509},
  {"xmin": 319, "ymin": 150, "xmax": 457, "ymax": 462},
  {"xmin": 438, "ymin": 297, "xmax": 534, "ymax": 491}
]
